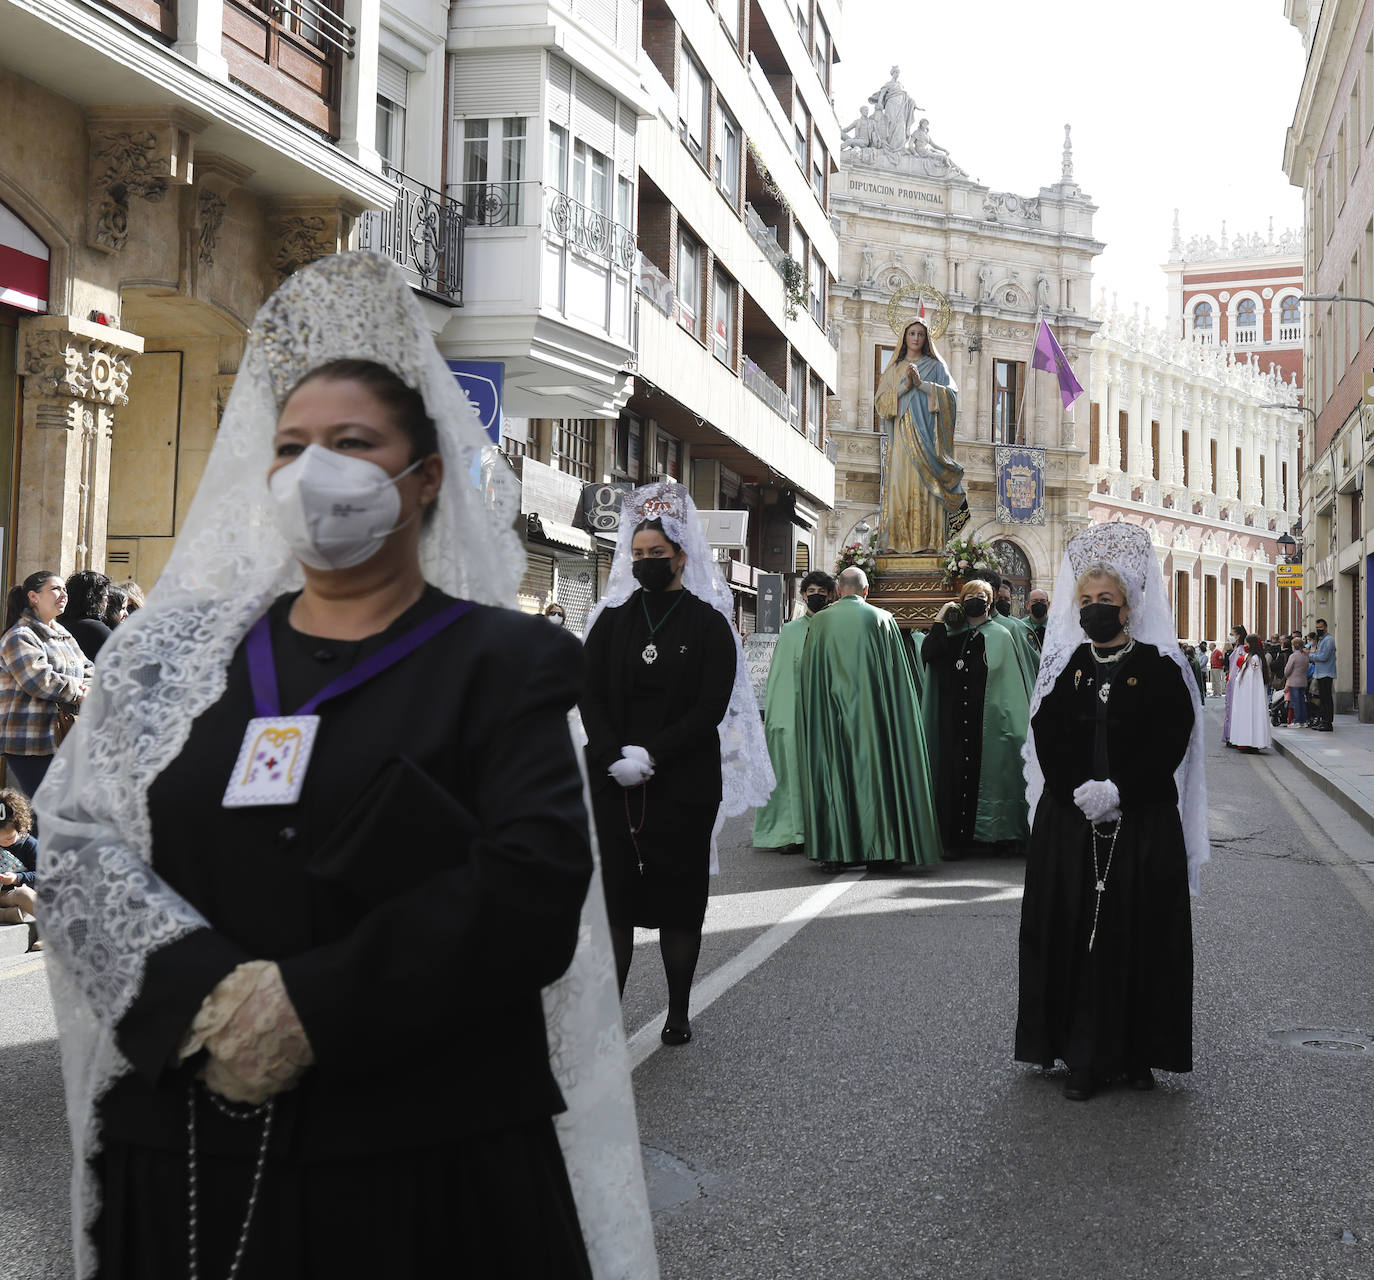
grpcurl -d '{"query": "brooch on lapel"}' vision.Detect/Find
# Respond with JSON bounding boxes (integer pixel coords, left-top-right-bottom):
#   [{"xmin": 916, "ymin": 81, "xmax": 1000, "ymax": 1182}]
[
  {"xmin": 1074, "ymin": 669, "xmax": 1082, "ymax": 690},
  {"xmin": 1127, "ymin": 676, "xmax": 1138, "ymax": 687}
]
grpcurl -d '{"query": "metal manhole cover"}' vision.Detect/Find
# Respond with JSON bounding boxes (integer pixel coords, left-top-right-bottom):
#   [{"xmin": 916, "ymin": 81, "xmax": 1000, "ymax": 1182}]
[{"xmin": 1270, "ymin": 1027, "xmax": 1374, "ymax": 1055}]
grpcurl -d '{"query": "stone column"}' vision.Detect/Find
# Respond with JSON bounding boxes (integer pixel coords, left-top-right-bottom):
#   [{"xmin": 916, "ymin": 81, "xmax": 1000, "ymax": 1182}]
[
  {"xmin": 1187, "ymin": 386, "xmax": 1205, "ymax": 495},
  {"xmin": 1103, "ymin": 360, "xmax": 1120, "ymax": 472},
  {"xmin": 1127, "ymin": 365, "xmax": 1146, "ymax": 479},
  {"xmin": 175, "ymin": 0, "xmax": 229, "ymax": 80},
  {"xmin": 15, "ymin": 317, "xmax": 145, "ymax": 575}
]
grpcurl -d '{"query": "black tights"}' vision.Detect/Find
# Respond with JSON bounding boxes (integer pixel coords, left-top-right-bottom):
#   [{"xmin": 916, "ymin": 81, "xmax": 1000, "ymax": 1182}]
[{"xmin": 610, "ymin": 924, "xmax": 703, "ymax": 1031}]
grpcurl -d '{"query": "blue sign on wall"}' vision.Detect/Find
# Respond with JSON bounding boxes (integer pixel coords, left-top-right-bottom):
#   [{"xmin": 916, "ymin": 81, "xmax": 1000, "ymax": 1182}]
[{"xmin": 447, "ymin": 361, "xmax": 504, "ymax": 443}]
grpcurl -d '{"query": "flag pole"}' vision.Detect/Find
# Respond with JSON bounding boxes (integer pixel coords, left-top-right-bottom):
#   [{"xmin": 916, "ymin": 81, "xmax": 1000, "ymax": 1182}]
[{"xmin": 1016, "ymin": 307, "xmax": 1044, "ymax": 445}]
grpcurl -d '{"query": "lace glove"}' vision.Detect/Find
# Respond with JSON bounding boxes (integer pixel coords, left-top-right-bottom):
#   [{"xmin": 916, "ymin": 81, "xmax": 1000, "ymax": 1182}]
[
  {"xmin": 178, "ymin": 960, "xmax": 314, "ymax": 1105},
  {"xmin": 608, "ymin": 746, "xmax": 654, "ymax": 788},
  {"xmin": 1072, "ymin": 779, "xmax": 1121, "ymax": 824}
]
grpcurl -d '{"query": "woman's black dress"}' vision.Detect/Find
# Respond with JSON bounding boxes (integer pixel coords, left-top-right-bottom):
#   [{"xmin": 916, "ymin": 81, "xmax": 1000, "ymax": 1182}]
[
  {"xmin": 94, "ymin": 587, "xmax": 594, "ymax": 1279},
  {"xmin": 581, "ymin": 588, "xmax": 736, "ymax": 930},
  {"xmin": 921, "ymin": 621, "xmax": 989, "ymax": 850},
  {"xmin": 1015, "ymin": 641, "xmax": 1195, "ymax": 1077}
]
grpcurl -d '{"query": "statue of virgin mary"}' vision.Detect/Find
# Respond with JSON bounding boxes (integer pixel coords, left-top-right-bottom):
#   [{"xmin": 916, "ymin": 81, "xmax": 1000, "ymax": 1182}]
[{"xmin": 875, "ymin": 305, "xmax": 968, "ymax": 553}]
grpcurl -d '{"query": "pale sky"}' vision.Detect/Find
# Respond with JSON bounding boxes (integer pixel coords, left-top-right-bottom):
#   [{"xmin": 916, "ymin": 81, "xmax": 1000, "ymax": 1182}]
[{"xmin": 833, "ymin": 0, "xmax": 1305, "ymax": 319}]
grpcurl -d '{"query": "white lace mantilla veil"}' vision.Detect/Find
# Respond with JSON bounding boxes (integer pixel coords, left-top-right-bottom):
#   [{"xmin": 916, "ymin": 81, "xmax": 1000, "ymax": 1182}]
[
  {"xmin": 585, "ymin": 481, "xmax": 776, "ymax": 870},
  {"xmin": 35, "ymin": 252, "xmax": 658, "ymax": 1280},
  {"xmin": 1021, "ymin": 521, "xmax": 1209, "ymax": 894}
]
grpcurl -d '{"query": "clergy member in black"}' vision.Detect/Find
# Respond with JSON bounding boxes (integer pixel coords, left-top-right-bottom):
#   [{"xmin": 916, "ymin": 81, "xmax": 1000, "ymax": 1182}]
[
  {"xmin": 1015, "ymin": 569, "xmax": 1195, "ymax": 1102},
  {"xmin": 90, "ymin": 362, "xmax": 595, "ymax": 1277},
  {"xmin": 581, "ymin": 516, "xmax": 736, "ymax": 1047}
]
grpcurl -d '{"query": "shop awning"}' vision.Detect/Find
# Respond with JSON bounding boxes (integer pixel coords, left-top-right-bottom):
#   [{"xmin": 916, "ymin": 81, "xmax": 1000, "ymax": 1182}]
[{"xmin": 0, "ymin": 204, "xmax": 49, "ymax": 313}]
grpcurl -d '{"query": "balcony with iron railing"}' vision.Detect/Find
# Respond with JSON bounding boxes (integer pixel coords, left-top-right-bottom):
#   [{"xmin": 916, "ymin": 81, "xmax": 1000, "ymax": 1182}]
[{"xmin": 359, "ymin": 167, "xmax": 464, "ymax": 304}]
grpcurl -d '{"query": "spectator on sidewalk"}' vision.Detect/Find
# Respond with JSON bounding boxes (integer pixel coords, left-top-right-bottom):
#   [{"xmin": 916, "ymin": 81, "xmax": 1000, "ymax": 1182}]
[
  {"xmin": 0, "ymin": 789, "xmax": 41, "ymax": 952},
  {"xmin": 1283, "ymin": 639, "xmax": 1309, "ymax": 727},
  {"xmin": 57, "ymin": 569, "xmax": 114, "ymax": 661},
  {"xmin": 1310, "ymin": 618, "xmax": 1336, "ymax": 732},
  {"xmin": 1208, "ymin": 641, "xmax": 1225, "ymax": 699}
]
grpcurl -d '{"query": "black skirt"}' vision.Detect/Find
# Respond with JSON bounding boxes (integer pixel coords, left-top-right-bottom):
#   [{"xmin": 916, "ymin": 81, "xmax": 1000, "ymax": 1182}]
[
  {"xmin": 94, "ymin": 1115, "xmax": 592, "ymax": 1280},
  {"xmin": 594, "ymin": 779, "xmax": 716, "ymax": 930},
  {"xmin": 1014, "ymin": 792, "xmax": 1194, "ymax": 1076}
]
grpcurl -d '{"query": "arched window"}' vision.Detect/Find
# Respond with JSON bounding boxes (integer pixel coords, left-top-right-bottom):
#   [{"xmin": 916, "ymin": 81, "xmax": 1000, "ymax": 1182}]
[
  {"xmin": 1234, "ymin": 297, "xmax": 1257, "ymax": 344},
  {"xmin": 1192, "ymin": 301, "xmax": 1213, "ymax": 330},
  {"xmin": 992, "ymin": 539, "xmax": 1032, "ymax": 614},
  {"xmin": 1280, "ymin": 295, "xmax": 1301, "ymax": 324}
]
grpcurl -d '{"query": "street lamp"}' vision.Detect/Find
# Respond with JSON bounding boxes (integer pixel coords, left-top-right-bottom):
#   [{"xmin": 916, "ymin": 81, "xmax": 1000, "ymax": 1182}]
[
  {"xmin": 1297, "ymin": 292, "xmax": 1374, "ymax": 307},
  {"xmin": 1258, "ymin": 401, "xmax": 1317, "ymax": 426},
  {"xmin": 1275, "ymin": 531, "xmax": 1302, "ymax": 563}
]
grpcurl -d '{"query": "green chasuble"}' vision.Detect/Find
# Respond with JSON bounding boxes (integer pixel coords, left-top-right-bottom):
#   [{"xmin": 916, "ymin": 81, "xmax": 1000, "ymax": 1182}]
[
  {"xmin": 1005, "ymin": 613, "xmax": 1044, "ymax": 680},
  {"xmin": 797, "ymin": 596, "xmax": 942, "ymax": 866},
  {"xmin": 988, "ymin": 612, "xmax": 1039, "ymax": 694},
  {"xmin": 752, "ymin": 614, "xmax": 812, "ymax": 849},
  {"xmin": 921, "ymin": 618, "xmax": 1032, "ymax": 843}
]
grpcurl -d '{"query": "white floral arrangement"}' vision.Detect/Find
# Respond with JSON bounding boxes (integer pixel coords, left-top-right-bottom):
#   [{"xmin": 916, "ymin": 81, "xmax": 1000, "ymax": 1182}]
[
  {"xmin": 835, "ymin": 535, "xmax": 878, "ymax": 578},
  {"xmin": 941, "ymin": 533, "xmax": 1004, "ymax": 585}
]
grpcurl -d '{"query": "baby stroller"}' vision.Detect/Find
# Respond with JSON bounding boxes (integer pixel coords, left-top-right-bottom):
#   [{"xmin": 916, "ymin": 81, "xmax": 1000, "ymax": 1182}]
[{"xmin": 1269, "ymin": 687, "xmax": 1290, "ymax": 728}]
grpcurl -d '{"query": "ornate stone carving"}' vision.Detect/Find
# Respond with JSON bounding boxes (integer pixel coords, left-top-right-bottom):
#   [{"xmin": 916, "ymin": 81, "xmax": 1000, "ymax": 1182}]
[
  {"xmin": 20, "ymin": 326, "xmax": 134, "ymax": 406},
  {"xmin": 983, "ymin": 191, "xmax": 1042, "ymax": 224},
  {"xmin": 266, "ymin": 199, "xmax": 358, "ymax": 285},
  {"xmin": 197, "ymin": 189, "xmax": 228, "ymax": 265},
  {"xmin": 839, "ymin": 68, "xmax": 967, "ymax": 177},
  {"xmin": 86, "ymin": 109, "xmax": 201, "ymax": 254}
]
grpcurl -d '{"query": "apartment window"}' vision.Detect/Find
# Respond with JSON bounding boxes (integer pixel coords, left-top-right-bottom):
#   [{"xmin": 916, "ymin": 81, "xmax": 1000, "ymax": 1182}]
[
  {"xmin": 715, "ymin": 107, "xmax": 741, "ymax": 204},
  {"xmin": 375, "ymin": 56, "xmax": 408, "ymax": 170},
  {"xmin": 793, "ymin": 93, "xmax": 810, "ymax": 168},
  {"xmin": 463, "ymin": 117, "xmax": 528, "ymax": 223},
  {"xmin": 679, "ymin": 49, "xmax": 709, "ymax": 165},
  {"xmin": 573, "ymin": 141, "xmax": 611, "ymax": 217},
  {"xmin": 617, "ymin": 176, "xmax": 633, "ymax": 232},
  {"xmin": 993, "ymin": 360, "xmax": 1022, "ymax": 444},
  {"xmin": 1210, "ymin": 439, "xmax": 1218, "ymax": 494},
  {"xmin": 1353, "ymin": 82, "xmax": 1362, "ymax": 171},
  {"xmin": 713, "ymin": 269, "xmax": 736, "ymax": 366},
  {"xmin": 1192, "ymin": 300, "xmax": 1213, "ymax": 331},
  {"xmin": 873, "ymin": 344, "xmax": 894, "ymax": 430},
  {"xmin": 1235, "ymin": 297, "xmax": 1257, "ymax": 341},
  {"xmin": 790, "ymin": 354, "xmax": 805, "ymax": 430},
  {"xmin": 1259, "ymin": 455, "xmax": 1267, "ymax": 506},
  {"xmin": 811, "ymin": 136, "xmax": 827, "ymax": 205},
  {"xmin": 808, "ymin": 248, "xmax": 825, "ymax": 325},
  {"xmin": 677, "ymin": 229, "xmax": 702, "ymax": 335},
  {"xmin": 1151, "ymin": 421, "xmax": 1160, "ymax": 480},
  {"xmin": 547, "ymin": 123, "xmax": 569, "ymax": 193},
  {"xmin": 1280, "ymin": 294, "xmax": 1301, "ymax": 326},
  {"xmin": 795, "ymin": 0, "xmax": 809, "ymax": 52},
  {"xmin": 807, "ymin": 372, "xmax": 823, "ymax": 445},
  {"xmin": 813, "ymin": 15, "xmax": 831, "ymax": 90},
  {"xmin": 1181, "ymin": 430, "xmax": 1191, "ymax": 488},
  {"xmin": 1235, "ymin": 446, "xmax": 1243, "ymax": 501},
  {"xmin": 614, "ymin": 415, "xmax": 642, "ymax": 480},
  {"xmin": 1338, "ymin": 119, "xmax": 1348, "ymax": 198},
  {"xmin": 553, "ymin": 418, "xmax": 597, "ymax": 482},
  {"xmin": 1118, "ymin": 410, "xmax": 1129, "ymax": 473},
  {"xmin": 1089, "ymin": 401, "xmax": 1100, "ymax": 465},
  {"xmin": 718, "ymin": 0, "xmax": 740, "ymax": 47},
  {"xmin": 655, "ymin": 432, "xmax": 681, "ymax": 479},
  {"xmin": 1281, "ymin": 460, "xmax": 1289, "ymax": 510}
]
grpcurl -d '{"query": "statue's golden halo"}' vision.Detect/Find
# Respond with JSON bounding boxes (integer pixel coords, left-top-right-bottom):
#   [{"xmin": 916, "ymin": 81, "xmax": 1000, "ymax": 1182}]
[{"xmin": 887, "ymin": 283, "xmax": 952, "ymax": 342}]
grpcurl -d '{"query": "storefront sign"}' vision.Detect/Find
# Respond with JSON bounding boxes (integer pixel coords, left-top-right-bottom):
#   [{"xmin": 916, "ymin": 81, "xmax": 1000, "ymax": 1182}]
[
  {"xmin": 756, "ymin": 573, "xmax": 785, "ymax": 634},
  {"xmin": 581, "ymin": 482, "xmax": 634, "ymax": 534},
  {"xmin": 446, "ymin": 361, "xmax": 503, "ymax": 443},
  {"xmin": 995, "ymin": 445, "xmax": 1046, "ymax": 525},
  {"xmin": 743, "ymin": 633, "xmax": 778, "ymax": 711}
]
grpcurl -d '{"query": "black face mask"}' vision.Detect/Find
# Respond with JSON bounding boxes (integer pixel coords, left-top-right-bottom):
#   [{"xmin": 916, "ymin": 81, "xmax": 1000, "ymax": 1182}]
[
  {"xmin": 632, "ymin": 558, "xmax": 676, "ymax": 593},
  {"xmin": 1030, "ymin": 601, "xmax": 1048, "ymax": 621},
  {"xmin": 995, "ymin": 599, "xmax": 1012, "ymax": 616},
  {"xmin": 804, "ymin": 593, "xmax": 828, "ymax": 613},
  {"xmin": 962, "ymin": 597, "xmax": 988, "ymax": 619},
  {"xmin": 1080, "ymin": 603, "xmax": 1124, "ymax": 643}
]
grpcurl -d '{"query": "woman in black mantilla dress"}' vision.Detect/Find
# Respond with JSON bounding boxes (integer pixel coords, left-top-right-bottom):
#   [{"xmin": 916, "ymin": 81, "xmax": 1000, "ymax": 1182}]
[
  {"xmin": 581, "ymin": 511, "xmax": 737, "ymax": 1047},
  {"xmin": 1015, "ymin": 534, "xmax": 1204, "ymax": 1103},
  {"xmin": 37, "ymin": 254, "xmax": 658, "ymax": 1280}
]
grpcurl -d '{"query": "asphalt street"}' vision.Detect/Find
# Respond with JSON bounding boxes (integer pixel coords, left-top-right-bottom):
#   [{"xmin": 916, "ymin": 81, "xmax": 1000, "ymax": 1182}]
[{"xmin": 3, "ymin": 697, "xmax": 1373, "ymax": 1278}]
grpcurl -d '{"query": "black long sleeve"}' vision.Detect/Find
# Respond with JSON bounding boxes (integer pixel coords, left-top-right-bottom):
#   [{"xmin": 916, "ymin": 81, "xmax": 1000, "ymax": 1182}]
[{"xmin": 644, "ymin": 608, "xmax": 736, "ymax": 765}]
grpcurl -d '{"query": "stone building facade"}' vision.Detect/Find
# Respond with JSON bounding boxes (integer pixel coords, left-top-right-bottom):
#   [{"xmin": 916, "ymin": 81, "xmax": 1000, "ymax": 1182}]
[
  {"xmin": 824, "ymin": 90, "xmax": 1101, "ymax": 609},
  {"xmin": 0, "ymin": 0, "xmax": 447, "ymax": 589},
  {"xmin": 1085, "ymin": 297, "xmax": 1302, "ymax": 644}
]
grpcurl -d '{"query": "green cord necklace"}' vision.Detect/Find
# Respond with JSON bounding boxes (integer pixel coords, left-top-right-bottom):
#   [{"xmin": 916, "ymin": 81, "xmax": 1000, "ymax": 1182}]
[{"xmin": 640, "ymin": 590, "xmax": 686, "ymax": 665}]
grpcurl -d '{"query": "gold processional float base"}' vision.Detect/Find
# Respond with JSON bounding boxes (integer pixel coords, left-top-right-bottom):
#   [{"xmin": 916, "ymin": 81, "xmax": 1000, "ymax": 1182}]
[{"xmin": 869, "ymin": 554, "xmax": 959, "ymax": 631}]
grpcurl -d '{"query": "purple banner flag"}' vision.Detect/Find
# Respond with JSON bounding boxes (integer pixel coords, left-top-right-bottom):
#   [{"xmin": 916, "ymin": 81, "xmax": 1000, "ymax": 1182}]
[{"xmin": 1031, "ymin": 317, "xmax": 1084, "ymax": 409}]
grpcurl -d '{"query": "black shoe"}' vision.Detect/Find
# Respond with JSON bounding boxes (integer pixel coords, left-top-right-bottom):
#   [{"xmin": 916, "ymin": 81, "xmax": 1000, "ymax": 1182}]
[
  {"xmin": 817, "ymin": 861, "xmax": 846, "ymax": 874},
  {"xmin": 660, "ymin": 1021, "xmax": 691, "ymax": 1046},
  {"xmin": 777, "ymin": 844, "xmax": 803, "ymax": 855},
  {"xmin": 1126, "ymin": 1066, "xmax": 1155, "ymax": 1091},
  {"xmin": 1063, "ymin": 1069, "xmax": 1097, "ymax": 1101}
]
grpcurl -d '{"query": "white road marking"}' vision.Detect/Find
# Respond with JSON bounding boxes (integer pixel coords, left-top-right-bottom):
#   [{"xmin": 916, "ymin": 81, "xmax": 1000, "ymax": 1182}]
[{"xmin": 627, "ymin": 870, "xmax": 866, "ymax": 1069}]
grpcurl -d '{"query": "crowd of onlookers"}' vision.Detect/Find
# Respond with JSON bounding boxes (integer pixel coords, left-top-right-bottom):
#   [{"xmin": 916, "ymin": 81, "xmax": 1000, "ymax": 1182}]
[{"xmin": 0, "ymin": 569, "xmax": 144, "ymax": 951}]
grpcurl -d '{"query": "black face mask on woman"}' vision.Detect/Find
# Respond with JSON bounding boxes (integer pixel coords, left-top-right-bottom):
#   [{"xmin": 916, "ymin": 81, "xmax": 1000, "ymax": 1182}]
[
  {"xmin": 1080, "ymin": 603, "xmax": 1125, "ymax": 643},
  {"xmin": 632, "ymin": 558, "xmax": 676, "ymax": 592},
  {"xmin": 995, "ymin": 599, "xmax": 1012, "ymax": 616},
  {"xmin": 962, "ymin": 597, "xmax": 989, "ymax": 619}
]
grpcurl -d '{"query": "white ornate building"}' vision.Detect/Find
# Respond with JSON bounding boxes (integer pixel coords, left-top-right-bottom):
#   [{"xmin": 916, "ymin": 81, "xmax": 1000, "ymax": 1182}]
[
  {"xmin": 1086, "ymin": 296, "xmax": 1302, "ymax": 642},
  {"xmin": 824, "ymin": 85, "xmax": 1101, "ymax": 608}
]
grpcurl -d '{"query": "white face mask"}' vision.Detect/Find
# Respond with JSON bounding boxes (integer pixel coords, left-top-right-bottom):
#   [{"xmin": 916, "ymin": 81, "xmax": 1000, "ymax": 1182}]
[{"xmin": 269, "ymin": 444, "xmax": 422, "ymax": 570}]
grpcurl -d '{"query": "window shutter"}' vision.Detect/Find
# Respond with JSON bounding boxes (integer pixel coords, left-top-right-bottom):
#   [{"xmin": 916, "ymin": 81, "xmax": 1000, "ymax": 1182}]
[
  {"xmin": 450, "ymin": 50, "xmax": 542, "ymax": 117},
  {"xmin": 377, "ymin": 55, "xmax": 408, "ymax": 107},
  {"xmin": 574, "ymin": 74, "xmax": 615, "ymax": 156},
  {"xmin": 548, "ymin": 54, "xmax": 572, "ymax": 128}
]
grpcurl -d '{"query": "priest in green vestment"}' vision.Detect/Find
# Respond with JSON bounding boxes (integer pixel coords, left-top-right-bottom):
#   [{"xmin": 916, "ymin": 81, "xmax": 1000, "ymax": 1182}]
[
  {"xmin": 921, "ymin": 579, "xmax": 1032, "ymax": 852},
  {"xmin": 753, "ymin": 571, "xmax": 835, "ymax": 852},
  {"xmin": 797, "ymin": 567, "xmax": 942, "ymax": 869},
  {"xmin": 982, "ymin": 568, "xmax": 1040, "ymax": 694}
]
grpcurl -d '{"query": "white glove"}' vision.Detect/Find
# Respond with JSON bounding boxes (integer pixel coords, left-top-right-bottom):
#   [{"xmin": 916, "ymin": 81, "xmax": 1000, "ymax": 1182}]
[
  {"xmin": 1072, "ymin": 779, "xmax": 1121, "ymax": 824},
  {"xmin": 608, "ymin": 748, "xmax": 654, "ymax": 788}
]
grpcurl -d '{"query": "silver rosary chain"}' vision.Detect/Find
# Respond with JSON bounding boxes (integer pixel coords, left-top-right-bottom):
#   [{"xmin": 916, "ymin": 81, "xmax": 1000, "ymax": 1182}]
[
  {"xmin": 187, "ymin": 1085, "xmax": 275, "ymax": 1280},
  {"xmin": 1088, "ymin": 817, "xmax": 1123, "ymax": 953}
]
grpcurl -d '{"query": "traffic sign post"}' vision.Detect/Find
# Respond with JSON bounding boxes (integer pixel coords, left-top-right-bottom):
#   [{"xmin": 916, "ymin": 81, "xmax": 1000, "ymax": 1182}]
[{"xmin": 1277, "ymin": 568, "xmax": 1303, "ymax": 589}]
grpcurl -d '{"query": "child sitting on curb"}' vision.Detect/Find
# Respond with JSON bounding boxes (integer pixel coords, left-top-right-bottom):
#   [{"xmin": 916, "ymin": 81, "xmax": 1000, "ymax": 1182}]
[{"xmin": 0, "ymin": 790, "xmax": 41, "ymax": 952}]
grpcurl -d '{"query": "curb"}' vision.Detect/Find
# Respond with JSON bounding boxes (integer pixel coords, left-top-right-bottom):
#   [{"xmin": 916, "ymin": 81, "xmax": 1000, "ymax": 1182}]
[{"xmin": 1271, "ymin": 731, "xmax": 1374, "ymax": 838}]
